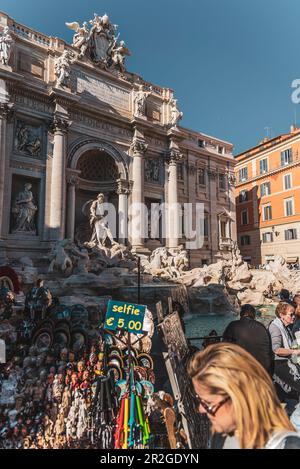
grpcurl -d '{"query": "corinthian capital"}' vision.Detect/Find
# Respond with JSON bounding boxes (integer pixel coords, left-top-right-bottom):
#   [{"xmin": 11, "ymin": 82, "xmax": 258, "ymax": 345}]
[
  {"xmin": 67, "ymin": 174, "xmax": 79, "ymax": 186},
  {"xmin": 0, "ymin": 103, "xmax": 14, "ymax": 121},
  {"xmin": 131, "ymin": 138, "xmax": 148, "ymax": 156},
  {"xmin": 50, "ymin": 116, "xmax": 71, "ymax": 133},
  {"xmin": 166, "ymin": 148, "xmax": 184, "ymax": 165}
]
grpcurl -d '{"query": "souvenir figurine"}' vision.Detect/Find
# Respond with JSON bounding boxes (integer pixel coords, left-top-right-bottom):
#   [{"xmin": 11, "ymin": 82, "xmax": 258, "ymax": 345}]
[
  {"xmin": 45, "ymin": 373, "xmax": 54, "ymax": 402},
  {"xmin": 70, "ymin": 372, "xmax": 79, "ymax": 394},
  {"xmin": 79, "ymin": 370, "xmax": 90, "ymax": 400},
  {"xmin": 52, "ymin": 374, "xmax": 64, "ymax": 403},
  {"xmin": 77, "ymin": 361, "xmax": 84, "ymax": 380},
  {"xmin": 58, "ymin": 347, "xmax": 68, "ymax": 364},
  {"xmin": 93, "ymin": 360, "xmax": 103, "ymax": 377}
]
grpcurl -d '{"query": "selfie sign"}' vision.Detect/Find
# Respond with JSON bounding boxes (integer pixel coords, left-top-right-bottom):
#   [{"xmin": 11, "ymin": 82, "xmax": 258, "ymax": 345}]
[{"xmin": 104, "ymin": 300, "xmax": 146, "ymax": 335}]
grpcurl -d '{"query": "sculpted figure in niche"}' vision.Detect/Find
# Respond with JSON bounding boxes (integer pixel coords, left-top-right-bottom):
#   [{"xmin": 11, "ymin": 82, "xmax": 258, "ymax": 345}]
[
  {"xmin": 134, "ymin": 84, "xmax": 152, "ymax": 117},
  {"xmin": 12, "ymin": 183, "xmax": 37, "ymax": 233},
  {"xmin": 55, "ymin": 50, "xmax": 75, "ymax": 88},
  {"xmin": 0, "ymin": 26, "xmax": 14, "ymax": 66},
  {"xmin": 88, "ymin": 193, "xmax": 115, "ymax": 248}
]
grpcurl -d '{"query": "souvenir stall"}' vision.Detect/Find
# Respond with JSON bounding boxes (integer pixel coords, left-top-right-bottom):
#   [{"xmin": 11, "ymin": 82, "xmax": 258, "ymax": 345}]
[{"xmin": 0, "ymin": 290, "xmax": 185, "ymax": 449}]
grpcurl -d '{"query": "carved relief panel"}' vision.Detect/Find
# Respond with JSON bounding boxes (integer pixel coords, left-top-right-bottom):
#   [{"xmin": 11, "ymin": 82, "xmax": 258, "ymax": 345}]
[
  {"xmin": 145, "ymin": 158, "xmax": 160, "ymax": 183},
  {"xmin": 14, "ymin": 120, "xmax": 43, "ymax": 158}
]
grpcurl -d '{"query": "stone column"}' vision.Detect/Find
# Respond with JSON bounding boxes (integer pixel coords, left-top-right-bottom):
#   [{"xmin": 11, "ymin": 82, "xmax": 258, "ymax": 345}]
[
  {"xmin": 130, "ymin": 136, "xmax": 148, "ymax": 250},
  {"xmin": 66, "ymin": 174, "xmax": 78, "ymax": 241},
  {"xmin": 49, "ymin": 116, "xmax": 69, "ymax": 240},
  {"xmin": 167, "ymin": 149, "xmax": 183, "ymax": 249},
  {"xmin": 117, "ymin": 181, "xmax": 129, "ymax": 244},
  {"xmin": 227, "ymin": 170, "xmax": 237, "ymax": 242},
  {"xmin": 0, "ymin": 103, "xmax": 13, "ymax": 238},
  {"xmin": 208, "ymin": 168, "xmax": 219, "ymax": 260}
]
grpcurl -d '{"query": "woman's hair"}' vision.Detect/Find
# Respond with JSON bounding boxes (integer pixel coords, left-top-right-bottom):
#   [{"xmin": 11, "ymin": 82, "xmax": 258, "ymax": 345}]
[
  {"xmin": 275, "ymin": 302, "xmax": 294, "ymax": 318},
  {"xmin": 188, "ymin": 343, "xmax": 294, "ymax": 449}
]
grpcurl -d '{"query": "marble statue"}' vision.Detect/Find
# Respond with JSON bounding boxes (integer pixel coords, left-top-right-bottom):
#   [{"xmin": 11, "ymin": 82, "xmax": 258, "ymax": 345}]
[
  {"xmin": 66, "ymin": 14, "xmax": 129, "ymax": 72},
  {"xmin": 68, "ymin": 243, "xmax": 90, "ymax": 273},
  {"xmin": 48, "ymin": 240, "xmax": 73, "ymax": 275},
  {"xmin": 65, "ymin": 21, "xmax": 90, "ymax": 58},
  {"xmin": 88, "ymin": 193, "xmax": 115, "ymax": 248},
  {"xmin": 89, "ymin": 13, "xmax": 116, "ymax": 63},
  {"xmin": 134, "ymin": 85, "xmax": 152, "ymax": 117},
  {"xmin": 110, "ymin": 40, "xmax": 131, "ymax": 73},
  {"xmin": 142, "ymin": 247, "xmax": 185, "ymax": 279},
  {"xmin": 12, "ymin": 183, "xmax": 37, "ymax": 233},
  {"xmin": 173, "ymin": 245, "xmax": 189, "ymax": 272},
  {"xmin": 169, "ymin": 98, "xmax": 183, "ymax": 127},
  {"xmin": 0, "ymin": 26, "xmax": 14, "ymax": 66},
  {"xmin": 55, "ymin": 50, "xmax": 75, "ymax": 88}
]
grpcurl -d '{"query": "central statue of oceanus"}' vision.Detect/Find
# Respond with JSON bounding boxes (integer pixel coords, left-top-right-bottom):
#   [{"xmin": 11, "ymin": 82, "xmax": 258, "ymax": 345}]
[
  {"xmin": 66, "ymin": 13, "xmax": 131, "ymax": 72},
  {"xmin": 82, "ymin": 193, "xmax": 115, "ymax": 249}
]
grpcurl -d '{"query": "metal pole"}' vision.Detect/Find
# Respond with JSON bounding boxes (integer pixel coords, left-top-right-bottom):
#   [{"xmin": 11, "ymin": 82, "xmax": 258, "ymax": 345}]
[{"xmin": 137, "ymin": 256, "xmax": 141, "ymax": 304}]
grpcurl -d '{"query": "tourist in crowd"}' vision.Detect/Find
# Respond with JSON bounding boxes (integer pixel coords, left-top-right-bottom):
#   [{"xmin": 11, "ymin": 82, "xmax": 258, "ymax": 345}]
[
  {"xmin": 269, "ymin": 302, "xmax": 300, "ymax": 404},
  {"xmin": 279, "ymin": 289, "xmax": 293, "ymax": 305},
  {"xmin": 188, "ymin": 343, "xmax": 300, "ymax": 449},
  {"xmin": 222, "ymin": 304, "xmax": 273, "ymax": 374},
  {"xmin": 292, "ymin": 294, "xmax": 300, "ymax": 308},
  {"xmin": 292, "ymin": 294, "xmax": 300, "ymax": 335}
]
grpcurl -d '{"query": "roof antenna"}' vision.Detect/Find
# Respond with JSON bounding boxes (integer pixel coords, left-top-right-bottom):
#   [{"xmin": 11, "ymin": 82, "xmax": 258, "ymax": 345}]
[{"xmin": 264, "ymin": 126, "xmax": 271, "ymax": 139}]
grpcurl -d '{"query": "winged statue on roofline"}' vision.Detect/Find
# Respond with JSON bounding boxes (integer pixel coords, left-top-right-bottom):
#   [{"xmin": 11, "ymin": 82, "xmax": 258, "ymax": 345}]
[{"xmin": 65, "ymin": 13, "xmax": 131, "ymax": 72}]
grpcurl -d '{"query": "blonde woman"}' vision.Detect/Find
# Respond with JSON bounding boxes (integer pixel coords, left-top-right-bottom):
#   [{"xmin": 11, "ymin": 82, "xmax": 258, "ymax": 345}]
[{"xmin": 188, "ymin": 343, "xmax": 300, "ymax": 449}]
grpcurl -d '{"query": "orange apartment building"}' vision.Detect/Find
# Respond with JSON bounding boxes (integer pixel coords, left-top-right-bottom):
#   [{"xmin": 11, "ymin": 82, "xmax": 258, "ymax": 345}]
[{"xmin": 235, "ymin": 125, "xmax": 300, "ymax": 266}]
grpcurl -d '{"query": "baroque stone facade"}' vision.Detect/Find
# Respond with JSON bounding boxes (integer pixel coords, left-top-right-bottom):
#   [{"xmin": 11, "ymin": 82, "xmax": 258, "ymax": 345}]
[{"xmin": 0, "ymin": 11, "xmax": 236, "ymax": 267}]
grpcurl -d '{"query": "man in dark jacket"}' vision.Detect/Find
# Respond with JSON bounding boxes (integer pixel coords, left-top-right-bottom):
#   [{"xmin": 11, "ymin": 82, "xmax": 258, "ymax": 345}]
[{"xmin": 222, "ymin": 304, "xmax": 274, "ymax": 374}]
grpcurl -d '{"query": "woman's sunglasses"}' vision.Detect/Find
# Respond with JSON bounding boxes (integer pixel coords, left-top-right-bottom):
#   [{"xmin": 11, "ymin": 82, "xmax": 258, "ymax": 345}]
[{"xmin": 195, "ymin": 395, "xmax": 230, "ymax": 416}]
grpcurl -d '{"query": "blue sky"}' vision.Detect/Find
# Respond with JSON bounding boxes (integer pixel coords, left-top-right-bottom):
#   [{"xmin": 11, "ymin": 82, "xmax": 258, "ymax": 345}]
[{"xmin": 1, "ymin": 0, "xmax": 300, "ymax": 154}]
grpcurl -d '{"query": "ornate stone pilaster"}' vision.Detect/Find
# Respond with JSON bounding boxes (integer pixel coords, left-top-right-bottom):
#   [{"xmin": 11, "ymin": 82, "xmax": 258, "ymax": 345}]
[
  {"xmin": 130, "ymin": 132, "xmax": 148, "ymax": 250},
  {"xmin": 0, "ymin": 103, "xmax": 14, "ymax": 121},
  {"xmin": 66, "ymin": 173, "xmax": 79, "ymax": 241},
  {"xmin": 0, "ymin": 103, "xmax": 14, "ymax": 238},
  {"xmin": 49, "ymin": 115, "xmax": 70, "ymax": 240},
  {"xmin": 187, "ymin": 163, "xmax": 196, "ymax": 176},
  {"xmin": 117, "ymin": 179, "xmax": 132, "ymax": 244},
  {"xmin": 166, "ymin": 147, "xmax": 184, "ymax": 249},
  {"xmin": 208, "ymin": 165, "xmax": 218, "ymax": 258},
  {"xmin": 207, "ymin": 168, "xmax": 217, "ymax": 180}
]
